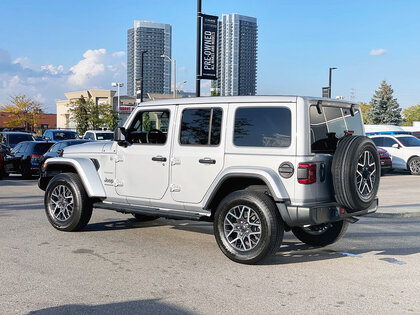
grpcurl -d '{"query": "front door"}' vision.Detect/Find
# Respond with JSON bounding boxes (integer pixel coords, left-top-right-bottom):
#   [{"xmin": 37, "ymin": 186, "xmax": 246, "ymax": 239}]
[
  {"xmin": 115, "ymin": 107, "xmax": 173, "ymax": 201},
  {"xmin": 171, "ymin": 105, "xmax": 226, "ymax": 204}
]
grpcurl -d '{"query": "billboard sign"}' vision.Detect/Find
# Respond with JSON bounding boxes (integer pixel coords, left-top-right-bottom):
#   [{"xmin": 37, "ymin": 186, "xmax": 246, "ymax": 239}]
[
  {"xmin": 199, "ymin": 14, "xmax": 218, "ymax": 80},
  {"xmin": 322, "ymin": 87, "xmax": 330, "ymax": 98}
]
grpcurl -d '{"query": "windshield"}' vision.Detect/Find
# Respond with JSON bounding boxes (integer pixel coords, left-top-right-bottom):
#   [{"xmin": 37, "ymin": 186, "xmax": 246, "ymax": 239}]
[
  {"xmin": 397, "ymin": 136, "xmax": 420, "ymax": 147},
  {"xmin": 310, "ymin": 105, "xmax": 363, "ymax": 153},
  {"xmin": 96, "ymin": 133, "xmax": 114, "ymax": 140},
  {"xmin": 53, "ymin": 131, "xmax": 77, "ymax": 140},
  {"xmin": 8, "ymin": 134, "xmax": 34, "ymax": 146}
]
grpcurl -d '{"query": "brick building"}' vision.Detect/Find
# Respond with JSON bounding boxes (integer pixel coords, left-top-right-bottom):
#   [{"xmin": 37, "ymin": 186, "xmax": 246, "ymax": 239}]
[{"xmin": 0, "ymin": 112, "xmax": 56, "ymax": 133}]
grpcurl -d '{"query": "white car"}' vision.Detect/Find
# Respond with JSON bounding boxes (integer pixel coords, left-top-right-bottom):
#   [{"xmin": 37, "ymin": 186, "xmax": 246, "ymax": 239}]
[
  {"xmin": 370, "ymin": 134, "xmax": 420, "ymax": 175},
  {"xmin": 83, "ymin": 130, "xmax": 114, "ymax": 141}
]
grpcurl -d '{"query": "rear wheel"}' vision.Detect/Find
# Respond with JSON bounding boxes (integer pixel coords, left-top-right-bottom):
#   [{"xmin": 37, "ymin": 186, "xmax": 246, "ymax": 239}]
[
  {"xmin": 214, "ymin": 191, "xmax": 284, "ymax": 264},
  {"xmin": 408, "ymin": 157, "xmax": 420, "ymax": 175},
  {"xmin": 44, "ymin": 173, "xmax": 92, "ymax": 231},
  {"xmin": 292, "ymin": 221, "xmax": 349, "ymax": 246}
]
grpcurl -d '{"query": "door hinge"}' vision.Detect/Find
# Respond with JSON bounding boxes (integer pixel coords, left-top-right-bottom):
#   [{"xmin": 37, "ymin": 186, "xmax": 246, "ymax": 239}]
[
  {"xmin": 114, "ymin": 180, "xmax": 124, "ymax": 187},
  {"xmin": 171, "ymin": 157, "xmax": 181, "ymax": 166},
  {"xmin": 170, "ymin": 184, "xmax": 181, "ymax": 192}
]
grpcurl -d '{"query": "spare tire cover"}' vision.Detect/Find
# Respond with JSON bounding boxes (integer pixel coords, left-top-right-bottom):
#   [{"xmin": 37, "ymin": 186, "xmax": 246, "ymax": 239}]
[{"xmin": 332, "ymin": 135, "xmax": 380, "ymax": 211}]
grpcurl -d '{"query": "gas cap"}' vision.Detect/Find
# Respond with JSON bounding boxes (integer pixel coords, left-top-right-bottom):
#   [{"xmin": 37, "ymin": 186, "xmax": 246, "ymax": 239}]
[{"xmin": 278, "ymin": 162, "xmax": 294, "ymax": 179}]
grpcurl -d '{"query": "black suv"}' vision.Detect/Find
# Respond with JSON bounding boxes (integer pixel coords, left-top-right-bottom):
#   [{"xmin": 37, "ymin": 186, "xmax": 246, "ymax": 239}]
[
  {"xmin": 0, "ymin": 132, "xmax": 35, "ymax": 149},
  {"xmin": 4, "ymin": 141, "xmax": 54, "ymax": 178}
]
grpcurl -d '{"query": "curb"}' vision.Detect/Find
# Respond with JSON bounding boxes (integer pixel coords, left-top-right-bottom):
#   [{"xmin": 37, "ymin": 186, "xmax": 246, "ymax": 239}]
[{"xmin": 367, "ymin": 212, "xmax": 420, "ymax": 218}]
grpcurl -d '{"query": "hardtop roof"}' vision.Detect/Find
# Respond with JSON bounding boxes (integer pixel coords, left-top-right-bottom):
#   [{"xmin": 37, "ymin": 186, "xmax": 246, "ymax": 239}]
[{"xmin": 134, "ymin": 95, "xmax": 356, "ymax": 108}]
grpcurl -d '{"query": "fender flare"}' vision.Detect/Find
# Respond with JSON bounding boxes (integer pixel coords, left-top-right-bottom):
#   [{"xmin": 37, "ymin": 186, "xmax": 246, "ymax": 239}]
[
  {"xmin": 44, "ymin": 157, "xmax": 106, "ymax": 198},
  {"xmin": 203, "ymin": 167, "xmax": 290, "ymax": 209}
]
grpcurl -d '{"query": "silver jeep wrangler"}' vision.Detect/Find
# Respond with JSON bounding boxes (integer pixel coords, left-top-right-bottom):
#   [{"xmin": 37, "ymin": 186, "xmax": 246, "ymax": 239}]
[{"xmin": 39, "ymin": 96, "xmax": 379, "ymax": 264}]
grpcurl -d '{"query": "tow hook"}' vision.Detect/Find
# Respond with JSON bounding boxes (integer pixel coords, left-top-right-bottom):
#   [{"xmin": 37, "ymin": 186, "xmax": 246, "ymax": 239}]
[{"xmin": 344, "ymin": 216, "xmax": 359, "ymax": 224}]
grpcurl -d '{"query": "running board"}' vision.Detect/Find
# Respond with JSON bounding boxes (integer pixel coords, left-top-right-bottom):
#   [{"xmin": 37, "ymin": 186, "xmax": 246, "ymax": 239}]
[{"xmin": 92, "ymin": 202, "xmax": 211, "ymax": 221}]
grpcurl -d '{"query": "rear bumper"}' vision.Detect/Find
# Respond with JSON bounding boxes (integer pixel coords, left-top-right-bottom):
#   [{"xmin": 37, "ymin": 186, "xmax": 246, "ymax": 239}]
[{"xmin": 278, "ymin": 198, "xmax": 378, "ymax": 227}]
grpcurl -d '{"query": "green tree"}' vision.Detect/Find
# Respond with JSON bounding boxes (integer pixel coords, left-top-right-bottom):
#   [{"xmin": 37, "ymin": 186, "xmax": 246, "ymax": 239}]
[
  {"xmin": 0, "ymin": 95, "xmax": 44, "ymax": 131},
  {"xmin": 366, "ymin": 80, "xmax": 402, "ymax": 125},
  {"xmin": 69, "ymin": 96, "xmax": 119, "ymax": 135},
  {"xmin": 402, "ymin": 104, "xmax": 420, "ymax": 126},
  {"xmin": 359, "ymin": 102, "xmax": 372, "ymax": 124}
]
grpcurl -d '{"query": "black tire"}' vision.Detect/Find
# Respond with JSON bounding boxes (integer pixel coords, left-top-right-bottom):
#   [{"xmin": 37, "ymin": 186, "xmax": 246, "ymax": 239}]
[
  {"xmin": 292, "ymin": 221, "xmax": 349, "ymax": 246},
  {"xmin": 332, "ymin": 135, "xmax": 380, "ymax": 211},
  {"xmin": 22, "ymin": 164, "xmax": 32, "ymax": 179},
  {"xmin": 408, "ymin": 157, "xmax": 420, "ymax": 175},
  {"xmin": 44, "ymin": 173, "xmax": 92, "ymax": 231},
  {"xmin": 214, "ymin": 191, "xmax": 284, "ymax": 264},
  {"xmin": 132, "ymin": 213, "xmax": 158, "ymax": 222}
]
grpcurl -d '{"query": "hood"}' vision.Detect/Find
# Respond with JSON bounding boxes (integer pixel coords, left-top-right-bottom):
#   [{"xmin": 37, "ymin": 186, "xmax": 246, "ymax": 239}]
[{"xmin": 63, "ymin": 142, "xmax": 109, "ymax": 155}]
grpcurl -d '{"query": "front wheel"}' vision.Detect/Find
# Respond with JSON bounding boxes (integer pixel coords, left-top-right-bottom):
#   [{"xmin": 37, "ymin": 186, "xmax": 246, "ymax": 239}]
[
  {"xmin": 292, "ymin": 221, "xmax": 349, "ymax": 247},
  {"xmin": 214, "ymin": 191, "xmax": 284, "ymax": 264},
  {"xmin": 44, "ymin": 173, "xmax": 92, "ymax": 231},
  {"xmin": 408, "ymin": 157, "xmax": 420, "ymax": 175}
]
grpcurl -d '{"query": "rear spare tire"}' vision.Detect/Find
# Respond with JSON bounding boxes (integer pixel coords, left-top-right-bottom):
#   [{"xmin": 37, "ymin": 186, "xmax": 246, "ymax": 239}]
[{"xmin": 332, "ymin": 135, "xmax": 380, "ymax": 211}]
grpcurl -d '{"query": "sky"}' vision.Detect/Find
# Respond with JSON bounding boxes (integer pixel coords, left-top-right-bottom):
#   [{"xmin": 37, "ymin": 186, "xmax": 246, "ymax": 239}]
[{"xmin": 1, "ymin": 0, "xmax": 420, "ymax": 113}]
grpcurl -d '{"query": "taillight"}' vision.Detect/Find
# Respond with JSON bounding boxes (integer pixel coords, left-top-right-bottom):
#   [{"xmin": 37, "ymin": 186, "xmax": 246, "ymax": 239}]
[
  {"xmin": 30, "ymin": 154, "xmax": 41, "ymax": 159},
  {"xmin": 297, "ymin": 163, "xmax": 317, "ymax": 184}
]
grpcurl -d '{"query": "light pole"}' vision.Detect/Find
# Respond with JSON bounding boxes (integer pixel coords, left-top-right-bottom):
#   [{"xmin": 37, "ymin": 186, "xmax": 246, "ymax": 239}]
[
  {"xmin": 111, "ymin": 82, "xmax": 123, "ymax": 123},
  {"xmin": 161, "ymin": 54, "xmax": 176, "ymax": 98},
  {"xmin": 329, "ymin": 67, "xmax": 337, "ymax": 98}
]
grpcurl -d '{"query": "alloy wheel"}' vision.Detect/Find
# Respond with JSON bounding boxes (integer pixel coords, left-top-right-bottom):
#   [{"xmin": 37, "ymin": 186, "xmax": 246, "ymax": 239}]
[{"xmin": 49, "ymin": 185, "xmax": 74, "ymax": 222}]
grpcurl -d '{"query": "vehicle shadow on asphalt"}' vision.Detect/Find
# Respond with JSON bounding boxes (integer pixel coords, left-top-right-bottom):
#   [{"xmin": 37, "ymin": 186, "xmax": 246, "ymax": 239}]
[
  {"xmin": 83, "ymin": 218, "xmax": 214, "ymax": 235},
  {"xmin": 28, "ymin": 298, "xmax": 193, "ymax": 315}
]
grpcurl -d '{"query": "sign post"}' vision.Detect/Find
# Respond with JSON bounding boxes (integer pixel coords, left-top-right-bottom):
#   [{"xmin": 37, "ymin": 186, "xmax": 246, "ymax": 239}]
[{"xmin": 196, "ymin": 0, "xmax": 218, "ymax": 97}]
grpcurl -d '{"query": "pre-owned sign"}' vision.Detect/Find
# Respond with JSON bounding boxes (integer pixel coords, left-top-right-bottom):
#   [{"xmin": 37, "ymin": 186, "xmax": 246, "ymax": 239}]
[{"xmin": 199, "ymin": 14, "xmax": 218, "ymax": 80}]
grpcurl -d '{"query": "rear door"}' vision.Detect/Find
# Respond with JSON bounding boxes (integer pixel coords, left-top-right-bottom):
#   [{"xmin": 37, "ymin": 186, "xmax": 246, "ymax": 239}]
[{"xmin": 171, "ymin": 104, "xmax": 226, "ymax": 204}]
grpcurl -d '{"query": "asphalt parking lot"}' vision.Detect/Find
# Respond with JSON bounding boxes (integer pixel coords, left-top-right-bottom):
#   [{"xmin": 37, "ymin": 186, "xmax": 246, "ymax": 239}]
[{"xmin": 1, "ymin": 173, "xmax": 419, "ymax": 314}]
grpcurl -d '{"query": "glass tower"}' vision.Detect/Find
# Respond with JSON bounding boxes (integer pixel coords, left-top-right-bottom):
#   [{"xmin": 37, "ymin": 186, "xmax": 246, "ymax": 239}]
[
  {"xmin": 217, "ymin": 14, "xmax": 258, "ymax": 96},
  {"xmin": 127, "ymin": 21, "xmax": 172, "ymax": 97}
]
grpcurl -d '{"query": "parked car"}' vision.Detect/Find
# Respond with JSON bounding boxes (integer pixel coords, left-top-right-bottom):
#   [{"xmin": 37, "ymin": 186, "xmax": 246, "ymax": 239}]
[
  {"xmin": 377, "ymin": 147, "xmax": 392, "ymax": 175},
  {"xmin": 370, "ymin": 134, "xmax": 420, "ymax": 175},
  {"xmin": 42, "ymin": 130, "xmax": 78, "ymax": 142},
  {"xmin": 4, "ymin": 141, "xmax": 54, "ymax": 178},
  {"xmin": 40, "ymin": 139, "xmax": 92, "ymax": 166},
  {"xmin": 39, "ymin": 96, "xmax": 380, "ymax": 264},
  {"xmin": 0, "ymin": 131, "xmax": 35, "ymax": 149},
  {"xmin": 0, "ymin": 151, "xmax": 4, "ymax": 179},
  {"xmin": 83, "ymin": 130, "xmax": 114, "ymax": 141}
]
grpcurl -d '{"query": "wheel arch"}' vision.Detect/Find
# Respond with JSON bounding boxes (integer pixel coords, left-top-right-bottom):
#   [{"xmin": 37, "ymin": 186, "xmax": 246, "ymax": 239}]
[
  {"xmin": 203, "ymin": 167, "xmax": 290, "ymax": 214},
  {"xmin": 40, "ymin": 157, "xmax": 106, "ymax": 198}
]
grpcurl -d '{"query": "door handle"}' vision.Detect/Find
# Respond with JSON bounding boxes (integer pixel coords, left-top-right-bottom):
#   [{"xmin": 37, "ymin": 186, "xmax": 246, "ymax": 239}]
[
  {"xmin": 199, "ymin": 158, "xmax": 216, "ymax": 164},
  {"xmin": 152, "ymin": 156, "xmax": 167, "ymax": 162}
]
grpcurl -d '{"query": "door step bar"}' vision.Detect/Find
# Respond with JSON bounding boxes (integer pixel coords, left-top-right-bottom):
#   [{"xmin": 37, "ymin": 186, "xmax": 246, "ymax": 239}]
[{"xmin": 92, "ymin": 202, "xmax": 211, "ymax": 221}]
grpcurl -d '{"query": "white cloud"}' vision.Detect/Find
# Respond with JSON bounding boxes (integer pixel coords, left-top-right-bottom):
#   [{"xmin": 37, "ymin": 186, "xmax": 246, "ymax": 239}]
[
  {"xmin": 112, "ymin": 51, "xmax": 125, "ymax": 57},
  {"xmin": 370, "ymin": 48, "xmax": 386, "ymax": 56},
  {"xmin": 0, "ymin": 48, "xmax": 126, "ymax": 112},
  {"xmin": 178, "ymin": 66, "xmax": 186, "ymax": 72}
]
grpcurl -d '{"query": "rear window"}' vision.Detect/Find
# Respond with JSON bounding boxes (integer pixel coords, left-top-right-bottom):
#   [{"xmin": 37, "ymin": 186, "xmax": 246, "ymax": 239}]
[
  {"xmin": 310, "ymin": 106, "xmax": 363, "ymax": 153},
  {"xmin": 33, "ymin": 143, "xmax": 54, "ymax": 154},
  {"xmin": 234, "ymin": 107, "xmax": 291, "ymax": 147},
  {"xmin": 96, "ymin": 133, "xmax": 114, "ymax": 140},
  {"xmin": 8, "ymin": 134, "xmax": 34, "ymax": 146},
  {"xmin": 53, "ymin": 132, "xmax": 77, "ymax": 140}
]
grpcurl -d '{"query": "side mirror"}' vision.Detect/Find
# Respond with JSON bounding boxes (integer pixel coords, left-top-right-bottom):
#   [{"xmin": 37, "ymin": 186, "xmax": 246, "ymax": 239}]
[
  {"xmin": 57, "ymin": 149, "xmax": 64, "ymax": 156},
  {"xmin": 392, "ymin": 143, "xmax": 400, "ymax": 149},
  {"xmin": 114, "ymin": 127, "xmax": 127, "ymax": 146},
  {"xmin": 44, "ymin": 137, "xmax": 51, "ymax": 141}
]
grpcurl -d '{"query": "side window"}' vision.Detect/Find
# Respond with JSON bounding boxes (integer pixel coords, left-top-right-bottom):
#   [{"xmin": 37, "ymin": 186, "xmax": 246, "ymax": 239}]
[
  {"xmin": 371, "ymin": 137, "xmax": 383, "ymax": 147},
  {"xmin": 12, "ymin": 143, "xmax": 22, "ymax": 154},
  {"xmin": 383, "ymin": 137, "xmax": 398, "ymax": 147},
  {"xmin": 127, "ymin": 110, "xmax": 170, "ymax": 144},
  {"xmin": 180, "ymin": 108, "xmax": 222, "ymax": 145},
  {"xmin": 234, "ymin": 107, "xmax": 291, "ymax": 147}
]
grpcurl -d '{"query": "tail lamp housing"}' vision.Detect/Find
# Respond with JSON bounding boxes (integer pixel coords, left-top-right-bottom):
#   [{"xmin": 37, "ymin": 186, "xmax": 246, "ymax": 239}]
[{"xmin": 297, "ymin": 163, "xmax": 317, "ymax": 184}]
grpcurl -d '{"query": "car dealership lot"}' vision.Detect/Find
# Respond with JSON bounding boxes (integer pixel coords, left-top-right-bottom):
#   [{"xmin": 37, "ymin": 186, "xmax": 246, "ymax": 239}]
[{"xmin": 1, "ymin": 174, "xmax": 419, "ymax": 314}]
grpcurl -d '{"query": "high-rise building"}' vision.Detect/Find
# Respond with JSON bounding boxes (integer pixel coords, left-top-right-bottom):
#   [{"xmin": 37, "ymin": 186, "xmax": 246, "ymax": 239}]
[
  {"xmin": 217, "ymin": 14, "xmax": 258, "ymax": 96},
  {"xmin": 127, "ymin": 21, "xmax": 172, "ymax": 97}
]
